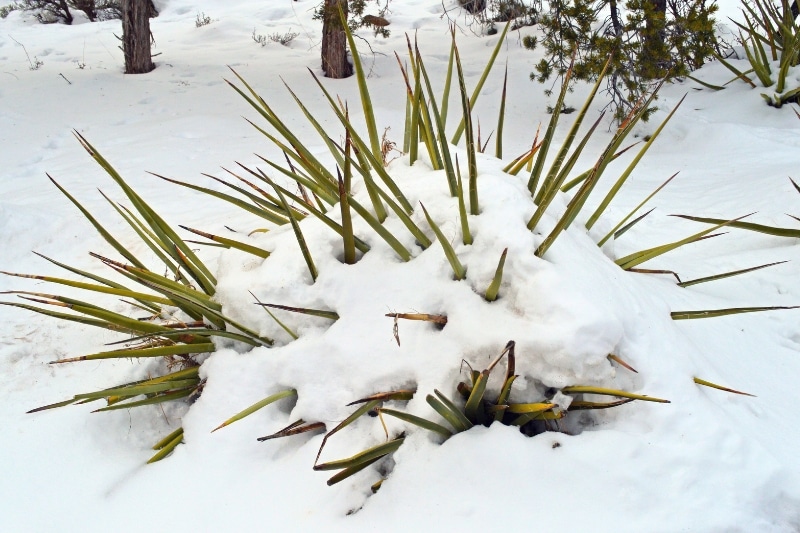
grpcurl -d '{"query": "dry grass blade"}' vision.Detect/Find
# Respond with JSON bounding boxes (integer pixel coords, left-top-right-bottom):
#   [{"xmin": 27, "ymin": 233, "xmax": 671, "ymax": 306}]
[
  {"xmin": 384, "ymin": 313, "xmax": 447, "ymax": 325},
  {"xmin": 693, "ymin": 377, "xmax": 756, "ymax": 397},
  {"xmin": 678, "ymin": 261, "xmax": 787, "ymax": 287},
  {"xmin": 561, "ymin": 385, "xmax": 670, "ymax": 403},
  {"xmin": 257, "ymin": 420, "xmax": 326, "ymax": 441},
  {"xmin": 607, "ymin": 354, "xmax": 638, "ymax": 373},
  {"xmin": 211, "ymin": 389, "xmax": 297, "ymax": 432},
  {"xmin": 671, "ymin": 306, "xmax": 800, "ymax": 320},
  {"xmin": 347, "ymin": 390, "xmax": 416, "ymax": 406}
]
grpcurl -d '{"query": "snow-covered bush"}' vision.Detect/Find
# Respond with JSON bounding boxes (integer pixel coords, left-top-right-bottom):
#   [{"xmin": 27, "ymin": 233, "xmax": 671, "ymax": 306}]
[{"xmin": 6, "ymin": 19, "xmax": 788, "ymax": 491}]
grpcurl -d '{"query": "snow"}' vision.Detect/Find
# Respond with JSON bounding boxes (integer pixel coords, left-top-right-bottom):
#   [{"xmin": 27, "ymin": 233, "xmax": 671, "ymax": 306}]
[{"xmin": 2, "ymin": 1, "xmax": 800, "ymax": 531}]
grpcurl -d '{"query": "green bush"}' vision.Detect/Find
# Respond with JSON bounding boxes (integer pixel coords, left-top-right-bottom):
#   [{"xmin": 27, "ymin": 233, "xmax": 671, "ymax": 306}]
[{"xmin": 525, "ymin": 0, "xmax": 719, "ymax": 121}]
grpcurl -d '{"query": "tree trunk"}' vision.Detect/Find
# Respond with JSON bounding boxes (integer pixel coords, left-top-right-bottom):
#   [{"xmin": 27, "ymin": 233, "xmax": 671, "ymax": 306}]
[
  {"xmin": 321, "ymin": 0, "xmax": 352, "ymax": 79},
  {"xmin": 642, "ymin": 0, "xmax": 668, "ymax": 78},
  {"xmin": 121, "ymin": 0, "xmax": 154, "ymax": 74}
]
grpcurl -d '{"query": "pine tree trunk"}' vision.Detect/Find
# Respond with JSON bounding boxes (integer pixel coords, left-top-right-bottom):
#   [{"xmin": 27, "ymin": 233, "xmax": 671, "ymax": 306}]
[
  {"xmin": 321, "ymin": 0, "xmax": 352, "ymax": 79},
  {"xmin": 642, "ymin": 0, "xmax": 668, "ymax": 79},
  {"xmin": 121, "ymin": 0, "xmax": 154, "ymax": 74}
]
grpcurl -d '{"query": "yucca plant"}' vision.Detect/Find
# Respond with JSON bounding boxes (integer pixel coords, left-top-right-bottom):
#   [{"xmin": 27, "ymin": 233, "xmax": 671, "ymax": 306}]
[
  {"xmin": 11, "ymin": 6, "xmax": 791, "ymax": 487},
  {"xmin": 714, "ymin": 0, "xmax": 800, "ymax": 107}
]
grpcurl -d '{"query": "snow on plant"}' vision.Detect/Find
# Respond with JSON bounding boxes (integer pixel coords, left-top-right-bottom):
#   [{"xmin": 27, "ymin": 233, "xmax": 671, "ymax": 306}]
[
  {"xmin": 711, "ymin": 0, "xmax": 800, "ymax": 108},
  {"xmin": 3, "ymin": 18, "xmax": 786, "ymax": 491}
]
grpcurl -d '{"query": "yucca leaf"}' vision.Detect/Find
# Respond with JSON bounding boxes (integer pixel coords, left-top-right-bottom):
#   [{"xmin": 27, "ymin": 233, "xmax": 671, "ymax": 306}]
[
  {"xmin": 616, "ymin": 214, "xmax": 753, "ymax": 270},
  {"xmin": 255, "ymin": 302, "xmax": 339, "ymax": 320},
  {"xmin": 152, "ymin": 427, "xmax": 184, "ymax": 450},
  {"xmin": 211, "ymin": 389, "xmax": 297, "ymax": 432},
  {"xmin": 693, "ymin": 377, "xmax": 756, "ymax": 397},
  {"xmin": 493, "ymin": 375, "xmax": 517, "ymax": 422},
  {"xmin": 450, "ymin": 21, "xmax": 510, "ymax": 144},
  {"xmin": 495, "ymin": 65, "xmax": 508, "ymax": 159},
  {"xmin": 712, "ymin": 51, "xmax": 757, "ymax": 87},
  {"xmin": 463, "ymin": 370, "xmax": 488, "ymax": 424},
  {"xmin": 440, "ymin": 39, "xmax": 455, "ymax": 128},
  {"xmin": 315, "ymin": 437, "xmax": 405, "ymax": 472},
  {"xmin": 157, "ymin": 172, "xmax": 289, "ymax": 226},
  {"xmin": 671, "ymin": 306, "xmax": 800, "ymax": 320},
  {"xmin": 452, "ymin": 42, "xmax": 479, "ymax": 215},
  {"xmin": 306, "ymin": 69, "xmax": 414, "ymax": 214},
  {"xmin": 51, "ymin": 343, "xmax": 214, "ymax": 365},
  {"xmin": 455, "ymin": 157, "xmax": 472, "ymax": 245},
  {"xmin": 347, "ymin": 390, "xmax": 416, "ymax": 406},
  {"xmin": 528, "ymin": 56, "xmax": 575, "ymax": 196},
  {"xmin": 415, "ymin": 46, "xmax": 457, "ymax": 196},
  {"xmin": 426, "ymin": 391, "xmax": 472, "ymax": 433},
  {"xmin": 76, "ymin": 379, "xmax": 200, "ymax": 401},
  {"xmin": 568, "ymin": 398, "xmax": 635, "ymax": 410},
  {"xmin": 267, "ymin": 176, "xmax": 318, "ymax": 282},
  {"xmin": 420, "ymin": 202, "xmax": 467, "ymax": 280},
  {"xmin": 315, "ymin": 400, "xmax": 380, "ymax": 466},
  {"xmin": 147, "ymin": 429, "xmax": 184, "ymax": 463},
  {"xmin": 73, "ymin": 132, "xmax": 217, "ymax": 294},
  {"xmin": 561, "ymin": 386, "xmax": 670, "ymax": 403},
  {"xmin": 586, "ymin": 94, "xmax": 686, "ymax": 230},
  {"xmin": 598, "ymin": 171, "xmax": 678, "ymax": 246},
  {"xmin": 506, "ymin": 402, "xmax": 556, "ymax": 414},
  {"xmin": 251, "ymin": 165, "xmax": 370, "ymax": 253},
  {"xmin": 326, "ymin": 455, "xmax": 384, "ymax": 486},
  {"xmin": 257, "ymin": 420, "xmax": 326, "ymax": 441},
  {"xmin": 226, "ymin": 71, "xmax": 337, "ymax": 187},
  {"xmin": 378, "ymin": 407, "xmax": 453, "ymax": 437},
  {"xmin": 26, "ymin": 397, "xmax": 80, "ymax": 414},
  {"xmin": 0, "ymin": 271, "xmax": 173, "ymax": 306},
  {"xmin": 678, "ymin": 261, "xmax": 787, "ymax": 287},
  {"xmin": 670, "ymin": 214, "xmax": 800, "ymax": 238},
  {"xmin": 179, "ymin": 225, "xmax": 270, "ymax": 259},
  {"xmin": 48, "ymin": 175, "xmax": 147, "ymax": 270},
  {"xmin": 93, "ymin": 386, "xmax": 197, "ymax": 412},
  {"xmin": 250, "ymin": 291, "xmax": 298, "ymax": 340},
  {"xmin": 339, "ymin": 7, "xmax": 381, "ymax": 162}
]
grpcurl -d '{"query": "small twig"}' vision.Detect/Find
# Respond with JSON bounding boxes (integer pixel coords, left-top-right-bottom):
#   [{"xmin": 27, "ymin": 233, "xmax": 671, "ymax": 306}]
[{"xmin": 59, "ymin": 73, "xmax": 72, "ymax": 85}]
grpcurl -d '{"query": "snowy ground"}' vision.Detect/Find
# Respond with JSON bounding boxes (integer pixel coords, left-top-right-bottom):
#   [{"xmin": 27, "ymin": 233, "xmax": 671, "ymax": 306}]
[{"xmin": 2, "ymin": 1, "xmax": 800, "ymax": 531}]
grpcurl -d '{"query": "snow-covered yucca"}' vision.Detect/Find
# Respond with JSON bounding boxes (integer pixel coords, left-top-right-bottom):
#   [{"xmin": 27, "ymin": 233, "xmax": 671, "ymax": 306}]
[{"xmin": 5, "ymin": 16, "xmax": 787, "ymax": 489}]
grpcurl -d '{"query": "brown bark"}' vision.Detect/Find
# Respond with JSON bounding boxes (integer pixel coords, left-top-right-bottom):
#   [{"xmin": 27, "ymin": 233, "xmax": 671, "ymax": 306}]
[
  {"xmin": 121, "ymin": 0, "xmax": 154, "ymax": 74},
  {"xmin": 321, "ymin": 0, "xmax": 352, "ymax": 79}
]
